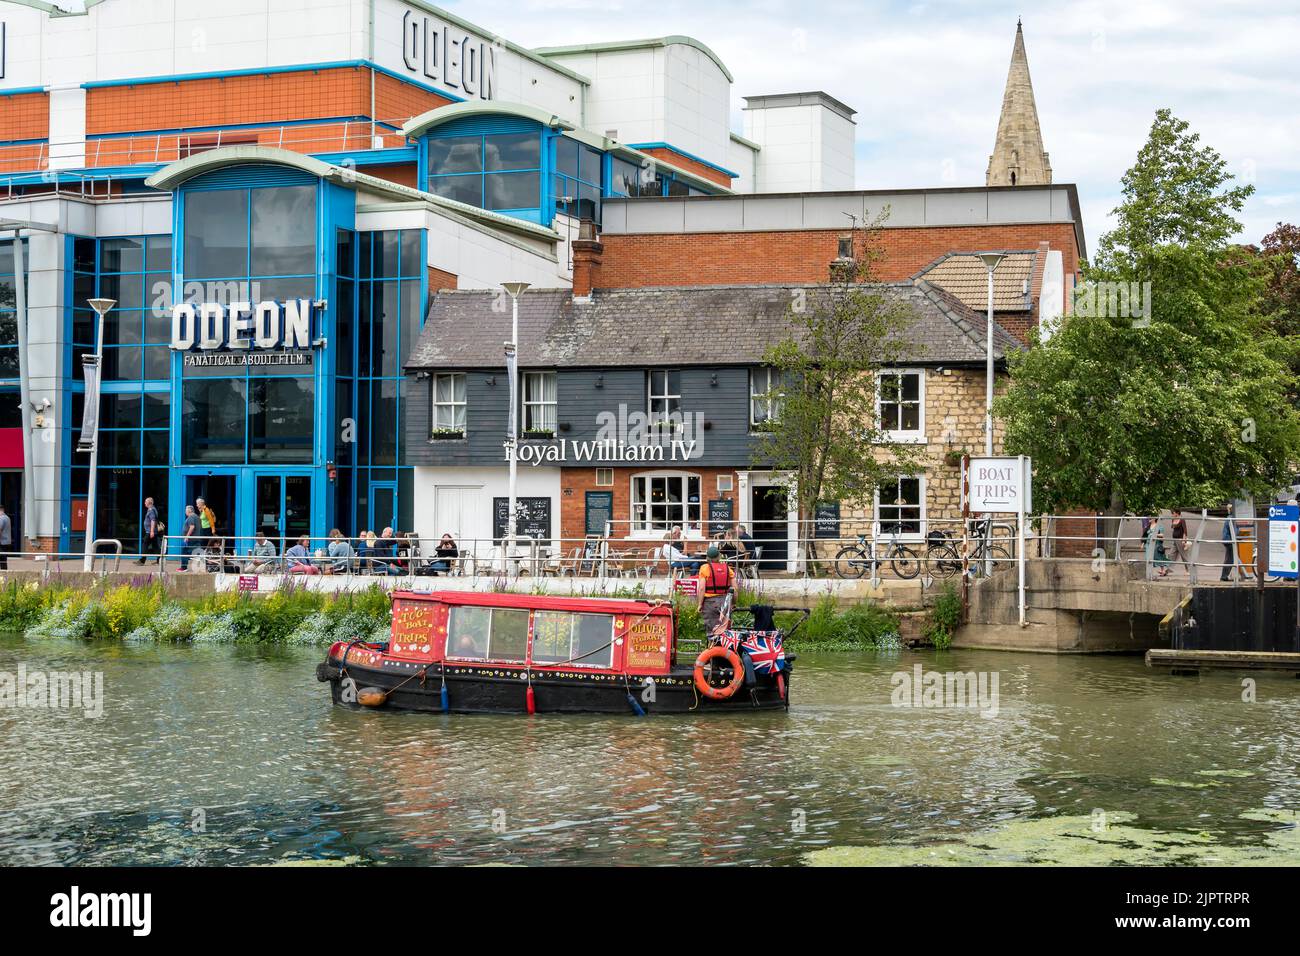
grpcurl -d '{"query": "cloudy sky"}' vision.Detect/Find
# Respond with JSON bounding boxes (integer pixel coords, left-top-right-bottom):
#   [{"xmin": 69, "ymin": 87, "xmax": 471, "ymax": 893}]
[{"xmin": 446, "ymin": 0, "xmax": 1300, "ymax": 256}]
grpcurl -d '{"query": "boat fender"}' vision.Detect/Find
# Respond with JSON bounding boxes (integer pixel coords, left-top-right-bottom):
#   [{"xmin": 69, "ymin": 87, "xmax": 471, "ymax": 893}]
[
  {"xmin": 693, "ymin": 646, "xmax": 745, "ymax": 701},
  {"xmin": 626, "ymin": 692, "xmax": 646, "ymax": 717},
  {"xmin": 357, "ymin": 687, "xmax": 387, "ymax": 708},
  {"xmin": 440, "ymin": 682, "xmax": 449, "ymax": 713},
  {"xmin": 526, "ymin": 684, "xmax": 536, "ymax": 715},
  {"xmin": 315, "ymin": 663, "xmax": 340, "ymax": 683}
]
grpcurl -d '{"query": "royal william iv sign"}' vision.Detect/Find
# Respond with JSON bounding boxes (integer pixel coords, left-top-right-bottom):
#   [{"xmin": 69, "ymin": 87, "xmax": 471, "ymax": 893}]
[{"xmin": 171, "ymin": 299, "xmax": 322, "ymax": 369}]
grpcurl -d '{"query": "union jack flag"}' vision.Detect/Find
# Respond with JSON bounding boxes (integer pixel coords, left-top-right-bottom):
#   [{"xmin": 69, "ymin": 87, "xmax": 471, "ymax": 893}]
[
  {"xmin": 741, "ymin": 632, "xmax": 785, "ymax": 674},
  {"xmin": 711, "ymin": 628, "xmax": 743, "ymax": 652}
]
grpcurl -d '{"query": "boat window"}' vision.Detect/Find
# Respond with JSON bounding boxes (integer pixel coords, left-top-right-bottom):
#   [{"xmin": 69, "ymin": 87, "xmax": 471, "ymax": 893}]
[
  {"xmin": 447, "ymin": 605, "xmax": 530, "ymax": 663},
  {"xmin": 531, "ymin": 611, "xmax": 614, "ymax": 668},
  {"xmin": 490, "ymin": 609, "xmax": 530, "ymax": 662},
  {"xmin": 447, "ymin": 605, "xmax": 490, "ymax": 659}
]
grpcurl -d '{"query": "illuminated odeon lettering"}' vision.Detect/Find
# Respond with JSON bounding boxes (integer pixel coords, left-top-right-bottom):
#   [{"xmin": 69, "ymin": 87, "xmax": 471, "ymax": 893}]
[{"xmin": 171, "ymin": 299, "xmax": 317, "ymax": 351}]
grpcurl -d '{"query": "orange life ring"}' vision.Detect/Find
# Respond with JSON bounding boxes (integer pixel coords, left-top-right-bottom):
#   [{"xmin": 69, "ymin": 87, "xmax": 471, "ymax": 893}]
[{"xmin": 693, "ymin": 646, "xmax": 745, "ymax": 700}]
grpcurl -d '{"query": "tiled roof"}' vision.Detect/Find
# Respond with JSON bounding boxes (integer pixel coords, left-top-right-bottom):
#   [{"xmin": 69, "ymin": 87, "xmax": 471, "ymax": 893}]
[
  {"xmin": 913, "ymin": 251, "xmax": 1038, "ymax": 312},
  {"xmin": 406, "ymin": 282, "xmax": 1022, "ymax": 370}
]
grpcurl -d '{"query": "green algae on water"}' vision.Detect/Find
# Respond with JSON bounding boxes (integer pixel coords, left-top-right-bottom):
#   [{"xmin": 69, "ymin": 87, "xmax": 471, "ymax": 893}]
[{"xmin": 806, "ymin": 810, "xmax": 1300, "ymax": 866}]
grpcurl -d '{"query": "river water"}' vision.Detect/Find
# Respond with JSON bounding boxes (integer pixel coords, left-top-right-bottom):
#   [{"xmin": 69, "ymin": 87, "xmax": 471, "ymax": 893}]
[{"xmin": 2, "ymin": 633, "xmax": 1298, "ymax": 866}]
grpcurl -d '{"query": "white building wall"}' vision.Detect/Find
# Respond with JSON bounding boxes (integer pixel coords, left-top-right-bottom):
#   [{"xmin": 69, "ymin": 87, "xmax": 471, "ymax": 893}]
[
  {"xmin": 411, "ymin": 465, "xmax": 560, "ymax": 560},
  {"xmin": 1038, "ymin": 249, "xmax": 1065, "ymax": 338},
  {"xmin": 727, "ymin": 137, "xmax": 758, "ymax": 194},
  {"xmin": 540, "ymin": 42, "xmax": 733, "ymax": 174},
  {"xmin": 743, "ymin": 94, "xmax": 857, "ymax": 193}
]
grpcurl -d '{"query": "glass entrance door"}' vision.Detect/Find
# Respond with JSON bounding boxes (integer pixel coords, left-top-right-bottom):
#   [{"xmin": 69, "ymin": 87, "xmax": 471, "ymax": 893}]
[
  {"xmin": 254, "ymin": 473, "xmax": 313, "ymax": 549},
  {"xmin": 370, "ymin": 483, "xmax": 396, "ymax": 533}
]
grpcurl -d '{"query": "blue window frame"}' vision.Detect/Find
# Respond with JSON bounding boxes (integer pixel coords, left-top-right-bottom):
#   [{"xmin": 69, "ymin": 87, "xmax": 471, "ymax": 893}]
[
  {"xmin": 333, "ymin": 227, "xmax": 422, "ymax": 536},
  {"xmin": 553, "ymin": 137, "xmax": 602, "ymax": 222},
  {"xmin": 178, "ymin": 184, "xmax": 320, "ymax": 467},
  {"xmin": 427, "ymin": 131, "xmax": 541, "ymax": 216},
  {"xmin": 608, "ymin": 156, "xmax": 711, "ymax": 198},
  {"xmin": 65, "ymin": 235, "xmax": 173, "ymax": 555}
]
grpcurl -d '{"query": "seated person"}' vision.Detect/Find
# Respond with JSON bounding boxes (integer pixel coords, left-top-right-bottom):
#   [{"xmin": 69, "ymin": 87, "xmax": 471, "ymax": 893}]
[
  {"xmin": 432, "ymin": 533, "xmax": 459, "ymax": 574},
  {"xmin": 326, "ymin": 529, "xmax": 354, "ymax": 574},
  {"xmin": 245, "ymin": 531, "xmax": 279, "ymax": 573},
  {"xmin": 285, "ymin": 536, "xmax": 319, "ymax": 574},
  {"xmin": 374, "ymin": 527, "xmax": 404, "ymax": 575},
  {"xmin": 661, "ymin": 527, "xmax": 700, "ymax": 574}
]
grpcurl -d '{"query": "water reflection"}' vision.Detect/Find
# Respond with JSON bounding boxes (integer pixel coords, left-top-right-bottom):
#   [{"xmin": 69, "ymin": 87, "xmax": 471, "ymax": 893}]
[{"xmin": 1, "ymin": 634, "xmax": 1298, "ymax": 865}]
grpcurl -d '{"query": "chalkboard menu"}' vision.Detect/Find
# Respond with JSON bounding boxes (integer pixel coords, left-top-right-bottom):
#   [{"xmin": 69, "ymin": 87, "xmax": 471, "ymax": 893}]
[
  {"xmin": 814, "ymin": 501, "xmax": 841, "ymax": 539},
  {"xmin": 708, "ymin": 498, "xmax": 735, "ymax": 536},
  {"xmin": 493, "ymin": 496, "xmax": 552, "ymax": 543},
  {"xmin": 585, "ymin": 491, "xmax": 613, "ymax": 537}
]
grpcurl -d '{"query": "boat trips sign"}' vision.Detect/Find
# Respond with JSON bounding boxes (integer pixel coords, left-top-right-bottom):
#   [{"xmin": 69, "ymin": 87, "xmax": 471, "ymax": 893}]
[
  {"xmin": 965, "ymin": 456, "xmax": 1033, "ymax": 515},
  {"xmin": 1267, "ymin": 504, "xmax": 1299, "ymax": 579}
]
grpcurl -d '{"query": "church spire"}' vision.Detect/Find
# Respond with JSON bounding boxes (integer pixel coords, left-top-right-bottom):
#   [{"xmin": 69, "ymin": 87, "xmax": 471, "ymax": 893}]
[{"xmin": 986, "ymin": 20, "xmax": 1052, "ymax": 187}]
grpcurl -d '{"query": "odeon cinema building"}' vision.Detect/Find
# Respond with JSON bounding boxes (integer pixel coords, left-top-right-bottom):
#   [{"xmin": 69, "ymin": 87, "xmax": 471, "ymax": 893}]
[{"xmin": 0, "ymin": 0, "xmax": 1086, "ymax": 563}]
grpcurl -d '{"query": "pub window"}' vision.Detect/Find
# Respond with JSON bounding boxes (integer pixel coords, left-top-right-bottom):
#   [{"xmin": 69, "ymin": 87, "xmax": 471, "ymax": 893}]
[
  {"xmin": 647, "ymin": 370, "xmax": 681, "ymax": 424},
  {"xmin": 431, "ymin": 372, "xmax": 466, "ymax": 436},
  {"xmin": 750, "ymin": 367, "xmax": 784, "ymax": 428},
  {"xmin": 522, "ymin": 371, "xmax": 557, "ymax": 435},
  {"xmin": 631, "ymin": 472, "xmax": 701, "ymax": 533},
  {"xmin": 446, "ymin": 605, "xmax": 529, "ymax": 662},
  {"xmin": 531, "ymin": 611, "xmax": 615, "ymax": 668},
  {"xmin": 595, "ymin": 468, "xmax": 613, "ymax": 487},
  {"xmin": 876, "ymin": 476, "xmax": 924, "ymax": 538},
  {"xmin": 877, "ymin": 370, "xmax": 924, "ymax": 439}
]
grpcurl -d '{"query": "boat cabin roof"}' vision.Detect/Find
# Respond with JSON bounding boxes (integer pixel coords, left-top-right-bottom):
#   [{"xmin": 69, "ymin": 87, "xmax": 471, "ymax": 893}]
[{"xmin": 392, "ymin": 590, "xmax": 673, "ymax": 618}]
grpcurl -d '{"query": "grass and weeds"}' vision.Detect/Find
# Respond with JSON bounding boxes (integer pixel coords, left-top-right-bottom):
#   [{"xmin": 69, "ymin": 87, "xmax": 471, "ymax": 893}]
[{"xmin": 2, "ymin": 577, "xmax": 905, "ymax": 651}]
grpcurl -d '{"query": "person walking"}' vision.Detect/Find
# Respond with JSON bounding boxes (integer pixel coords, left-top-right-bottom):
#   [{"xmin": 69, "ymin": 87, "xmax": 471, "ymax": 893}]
[
  {"xmin": 0, "ymin": 505, "xmax": 11, "ymax": 570},
  {"xmin": 138, "ymin": 496, "xmax": 160, "ymax": 564},
  {"xmin": 179, "ymin": 505, "xmax": 199, "ymax": 571},
  {"xmin": 696, "ymin": 545, "xmax": 736, "ymax": 635},
  {"xmin": 1220, "ymin": 516, "xmax": 1237, "ymax": 582},
  {"xmin": 196, "ymin": 497, "xmax": 217, "ymax": 541},
  {"xmin": 1167, "ymin": 508, "xmax": 1192, "ymax": 574}
]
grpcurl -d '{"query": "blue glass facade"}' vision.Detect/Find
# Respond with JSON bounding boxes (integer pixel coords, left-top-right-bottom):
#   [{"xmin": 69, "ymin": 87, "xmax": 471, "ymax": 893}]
[
  {"xmin": 420, "ymin": 119, "xmax": 717, "ymax": 226},
  {"xmin": 58, "ymin": 164, "xmax": 425, "ymax": 554}
]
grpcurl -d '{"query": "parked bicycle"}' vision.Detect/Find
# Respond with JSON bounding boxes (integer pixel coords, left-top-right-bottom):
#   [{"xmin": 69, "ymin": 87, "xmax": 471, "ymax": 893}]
[
  {"xmin": 924, "ymin": 529, "xmax": 963, "ymax": 578},
  {"xmin": 834, "ymin": 532, "xmax": 920, "ymax": 580}
]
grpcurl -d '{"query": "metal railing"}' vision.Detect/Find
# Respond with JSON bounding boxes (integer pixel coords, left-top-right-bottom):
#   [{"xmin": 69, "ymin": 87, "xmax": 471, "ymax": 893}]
[
  {"xmin": 0, "ymin": 510, "xmax": 1275, "ymax": 586},
  {"xmin": 0, "ymin": 117, "xmax": 416, "ymax": 193}
]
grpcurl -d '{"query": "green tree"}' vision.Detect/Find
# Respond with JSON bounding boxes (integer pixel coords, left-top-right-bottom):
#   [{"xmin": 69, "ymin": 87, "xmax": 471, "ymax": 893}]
[
  {"xmin": 998, "ymin": 110, "xmax": 1300, "ymax": 515},
  {"xmin": 754, "ymin": 219, "xmax": 921, "ymax": 563}
]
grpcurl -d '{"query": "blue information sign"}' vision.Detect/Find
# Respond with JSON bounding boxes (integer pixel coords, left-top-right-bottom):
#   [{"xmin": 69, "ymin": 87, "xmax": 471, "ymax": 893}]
[{"xmin": 1267, "ymin": 504, "xmax": 1299, "ymax": 579}]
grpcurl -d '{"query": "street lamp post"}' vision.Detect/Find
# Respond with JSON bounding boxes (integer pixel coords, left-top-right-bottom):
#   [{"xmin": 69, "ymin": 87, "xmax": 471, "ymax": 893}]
[
  {"xmin": 82, "ymin": 297, "xmax": 116, "ymax": 571},
  {"xmin": 500, "ymin": 282, "xmax": 530, "ymax": 550},
  {"xmin": 977, "ymin": 253, "xmax": 1005, "ymax": 456}
]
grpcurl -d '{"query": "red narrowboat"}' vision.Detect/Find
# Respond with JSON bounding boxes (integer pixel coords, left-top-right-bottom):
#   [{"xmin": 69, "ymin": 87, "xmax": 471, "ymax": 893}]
[{"xmin": 315, "ymin": 590, "xmax": 800, "ymax": 715}]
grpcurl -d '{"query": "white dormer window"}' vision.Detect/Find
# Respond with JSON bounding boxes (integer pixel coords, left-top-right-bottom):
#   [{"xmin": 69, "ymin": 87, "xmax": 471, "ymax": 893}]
[{"xmin": 876, "ymin": 370, "xmax": 925, "ymax": 442}]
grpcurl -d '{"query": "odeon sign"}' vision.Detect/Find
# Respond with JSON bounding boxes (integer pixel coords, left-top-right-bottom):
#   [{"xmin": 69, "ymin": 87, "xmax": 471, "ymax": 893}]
[
  {"xmin": 171, "ymin": 299, "xmax": 321, "ymax": 353},
  {"xmin": 400, "ymin": 9, "xmax": 497, "ymax": 100}
]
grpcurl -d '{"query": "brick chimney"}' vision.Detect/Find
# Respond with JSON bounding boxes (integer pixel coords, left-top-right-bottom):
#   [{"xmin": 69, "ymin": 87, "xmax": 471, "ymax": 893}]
[{"xmin": 571, "ymin": 219, "xmax": 603, "ymax": 299}]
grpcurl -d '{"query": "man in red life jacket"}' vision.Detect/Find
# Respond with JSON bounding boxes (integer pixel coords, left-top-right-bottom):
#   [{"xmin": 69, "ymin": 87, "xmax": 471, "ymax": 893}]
[{"xmin": 697, "ymin": 545, "xmax": 736, "ymax": 635}]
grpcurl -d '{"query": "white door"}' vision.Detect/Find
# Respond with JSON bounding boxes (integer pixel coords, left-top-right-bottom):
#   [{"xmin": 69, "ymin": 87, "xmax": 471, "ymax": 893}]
[{"xmin": 434, "ymin": 486, "xmax": 483, "ymax": 554}]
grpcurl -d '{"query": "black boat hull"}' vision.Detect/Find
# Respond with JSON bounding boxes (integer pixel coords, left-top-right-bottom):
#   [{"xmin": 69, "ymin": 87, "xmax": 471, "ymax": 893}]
[{"xmin": 316, "ymin": 656, "xmax": 790, "ymax": 715}]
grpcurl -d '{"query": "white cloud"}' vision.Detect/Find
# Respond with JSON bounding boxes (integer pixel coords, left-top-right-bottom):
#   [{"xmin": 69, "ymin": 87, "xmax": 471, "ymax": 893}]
[{"xmin": 444, "ymin": 0, "xmax": 1300, "ymax": 249}]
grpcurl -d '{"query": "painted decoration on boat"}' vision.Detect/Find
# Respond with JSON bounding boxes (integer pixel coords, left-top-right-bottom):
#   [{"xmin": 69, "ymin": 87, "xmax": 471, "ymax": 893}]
[
  {"xmin": 391, "ymin": 599, "xmax": 438, "ymax": 658},
  {"xmin": 624, "ymin": 616, "xmax": 671, "ymax": 670}
]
